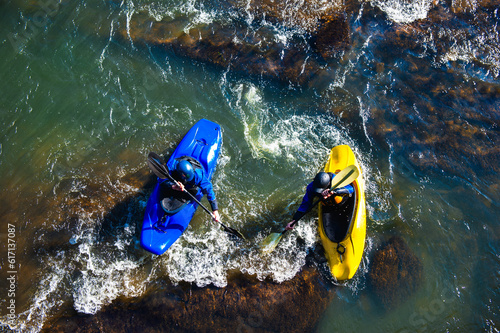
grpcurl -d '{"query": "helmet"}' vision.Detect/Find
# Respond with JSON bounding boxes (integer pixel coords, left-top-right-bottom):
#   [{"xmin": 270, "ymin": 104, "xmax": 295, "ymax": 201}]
[
  {"xmin": 176, "ymin": 160, "xmax": 194, "ymax": 182},
  {"xmin": 312, "ymin": 172, "xmax": 331, "ymax": 194}
]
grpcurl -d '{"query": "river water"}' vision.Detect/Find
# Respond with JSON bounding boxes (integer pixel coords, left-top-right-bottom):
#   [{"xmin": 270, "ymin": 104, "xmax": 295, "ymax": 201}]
[{"xmin": 0, "ymin": 0, "xmax": 499, "ymax": 332}]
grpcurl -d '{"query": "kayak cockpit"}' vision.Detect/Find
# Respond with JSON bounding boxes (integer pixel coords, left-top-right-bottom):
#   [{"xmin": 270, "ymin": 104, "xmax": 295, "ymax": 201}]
[
  {"xmin": 158, "ymin": 181, "xmax": 198, "ymax": 214},
  {"xmin": 321, "ymin": 190, "xmax": 356, "ymax": 243}
]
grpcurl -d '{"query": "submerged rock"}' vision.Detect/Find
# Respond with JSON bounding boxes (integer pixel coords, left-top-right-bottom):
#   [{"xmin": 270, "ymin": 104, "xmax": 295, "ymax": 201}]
[
  {"xmin": 311, "ymin": 12, "xmax": 350, "ymax": 60},
  {"xmin": 120, "ymin": 14, "xmax": 318, "ymax": 85},
  {"xmin": 227, "ymin": 0, "xmax": 353, "ymax": 59},
  {"xmin": 117, "ymin": 0, "xmax": 354, "ymax": 86},
  {"xmin": 227, "ymin": 0, "xmax": 347, "ymax": 33},
  {"xmin": 43, "ymin": 265, "xmax": 334, "ymax": 332},
  {"xmin": 347, "ymin": 0, "xmax": 500, "ymax": 185},
  {"xmin": 368, "ymin": 236, "xmax": 423, "ymax": 309}
]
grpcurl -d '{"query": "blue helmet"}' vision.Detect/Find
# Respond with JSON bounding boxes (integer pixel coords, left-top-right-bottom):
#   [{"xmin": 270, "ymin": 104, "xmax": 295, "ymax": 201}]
[{"xmin": 176, "ymin": 160, "xmax": 194, "ymax": 182}]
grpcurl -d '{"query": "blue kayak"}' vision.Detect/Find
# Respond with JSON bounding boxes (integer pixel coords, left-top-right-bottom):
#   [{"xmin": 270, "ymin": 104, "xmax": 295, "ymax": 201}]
[{"xmin": 141, "ymin": 119, "xmax": 222, "ymax": 255}]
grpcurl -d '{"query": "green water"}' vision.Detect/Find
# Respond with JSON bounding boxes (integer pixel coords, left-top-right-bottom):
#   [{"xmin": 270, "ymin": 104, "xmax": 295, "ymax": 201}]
[{"xmin": 0, "ymin": 0, "xmax": 499, "ymax": 332}]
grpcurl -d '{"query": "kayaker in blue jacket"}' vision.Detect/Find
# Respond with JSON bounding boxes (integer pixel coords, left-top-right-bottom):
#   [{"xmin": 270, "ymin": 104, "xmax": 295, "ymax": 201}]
[
  {"xmin": 167, "ymin": 158, "xmax": 221, "ymax": 223},
  {"xmin": 285, "ymin": 171, "xmax": 353, "ymax": 230}
]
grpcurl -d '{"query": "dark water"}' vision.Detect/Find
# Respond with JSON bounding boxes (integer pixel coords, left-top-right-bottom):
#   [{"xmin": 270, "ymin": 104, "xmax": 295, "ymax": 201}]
[{"xmin": 0, "ymin": 0, "xmax": 499, "ymax": 331}]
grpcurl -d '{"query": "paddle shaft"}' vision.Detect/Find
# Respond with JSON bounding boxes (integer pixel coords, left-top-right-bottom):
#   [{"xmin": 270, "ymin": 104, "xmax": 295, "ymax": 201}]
[
  {"xmin": 177, "ymin": 182, "xmax": 214, "ymax": 217},
  {"xmin": 158, "ymin": 162, "xmax": 216, "ymax": 218}
]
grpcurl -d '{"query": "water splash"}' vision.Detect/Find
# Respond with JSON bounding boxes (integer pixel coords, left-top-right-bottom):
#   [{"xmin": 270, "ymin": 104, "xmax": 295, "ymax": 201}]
[
  {"xmin": 222, "ymin": 82, "xmax": 355, "ymax": 171},
  {"xmin": 1, "ymin": 259, "xmax": 66, "ymax": 333},
  {"xmin": 159, "ymin": 214, "xmax": 320, "ymax": 287},
  {"xmin": 162, "ymin": 227, "xmax": 232, "ymax": 288},
  {"xmin": 440, "ymin": 24, "xmax": 500, "ymax": 79},
  {"xmin": 371, "ymin": 0, "xmax": 433, "ymax": 23},
  {"xmin": 71, "ymin": 234, "xmax": 147, "ymax": 314}
]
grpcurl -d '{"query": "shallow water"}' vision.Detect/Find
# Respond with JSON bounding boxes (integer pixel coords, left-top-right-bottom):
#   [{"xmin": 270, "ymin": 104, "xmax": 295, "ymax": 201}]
[{"xmin": 0, "ymin": 0, "xmax": 499, "ymax": 331}]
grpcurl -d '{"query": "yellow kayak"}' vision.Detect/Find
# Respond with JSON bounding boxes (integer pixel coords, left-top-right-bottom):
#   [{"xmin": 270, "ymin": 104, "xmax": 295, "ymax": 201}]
[{"xmin": 318, "ymin": 145, "xmax": 366, "ymax": 280}]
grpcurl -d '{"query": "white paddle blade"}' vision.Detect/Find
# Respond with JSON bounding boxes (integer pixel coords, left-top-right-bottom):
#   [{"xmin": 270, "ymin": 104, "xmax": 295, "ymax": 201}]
[{"xmin": 330, "ymin": 165, "xmax": 359, "ymax": 190}]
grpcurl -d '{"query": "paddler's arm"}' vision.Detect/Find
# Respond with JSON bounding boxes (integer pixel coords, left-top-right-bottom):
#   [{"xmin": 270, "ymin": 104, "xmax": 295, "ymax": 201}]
[
  {"xmin": 286, "ymin": 182, "xmax": 315, "ymax": 230},
  {"xmin": 322, "ymin": 184, "xmax": 354, "ymax": 198},
  {"xmin": 197, "ymin": 171, "xmax": 220, "ymax": 222}
]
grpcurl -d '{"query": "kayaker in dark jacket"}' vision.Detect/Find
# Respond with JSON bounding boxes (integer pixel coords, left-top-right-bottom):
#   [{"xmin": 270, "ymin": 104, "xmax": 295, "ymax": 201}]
[
  {"xmin": 285, "ymin": 171, "xmax": 353, "ymax": 230},
  {"xmin": 168, "ymin": 158, "xmax": 221, "ymax": 223}
]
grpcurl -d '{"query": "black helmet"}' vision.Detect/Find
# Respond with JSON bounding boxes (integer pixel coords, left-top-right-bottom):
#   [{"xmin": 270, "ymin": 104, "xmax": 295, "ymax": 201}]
[
  {"xmin": 312, "ymin": 172, "xmax": 331, "ymax": 194},
  {"xmin": 176, "ymin": 160, "xmax": 194, "ymax": 182}
]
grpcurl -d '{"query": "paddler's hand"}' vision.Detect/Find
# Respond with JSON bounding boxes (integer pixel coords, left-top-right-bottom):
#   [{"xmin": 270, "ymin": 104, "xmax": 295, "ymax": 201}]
[
  {"xmin": 322, "ymin": 188, "xmax": 350, "ymax": 199},
  {"xmin": 285, "ymin": 220, "xmax": 296, "ymax": 231},
  {"xmin": 212, "ymin": 210, "xmax": 221, "ymax": 223},
  {"xmin": 172, "ymin": 181, "xmax": 185, "ymax": 192},
  {"xmin": 321, "ymin": 189, "xmax": 333, "ymax": 199}
]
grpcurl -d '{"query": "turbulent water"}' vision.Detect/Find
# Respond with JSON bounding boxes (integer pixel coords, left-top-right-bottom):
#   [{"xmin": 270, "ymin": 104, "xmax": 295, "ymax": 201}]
[{"xmin": 0, "ymin": 0, "xmax": 499, "ymax": 331}]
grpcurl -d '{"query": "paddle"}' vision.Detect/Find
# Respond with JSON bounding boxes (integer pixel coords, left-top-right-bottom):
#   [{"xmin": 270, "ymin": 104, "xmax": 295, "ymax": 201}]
[
  {"xmin": 147, "ymin": 152, "xmax": 246, "ymax": 240},
  {"xmin": 260, "ymin": 164, "xmax": 360, "ymax": 254}
]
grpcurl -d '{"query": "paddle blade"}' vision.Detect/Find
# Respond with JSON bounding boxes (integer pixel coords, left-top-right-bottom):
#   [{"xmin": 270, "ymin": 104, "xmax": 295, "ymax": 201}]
[
  {"xmin": 330, "ymin": 165, "xmax": 359, "ymax": 190},
  {"xmin": 222, "ymin": 224, "xmax": 246, "ymax": 240},
  {"xmin": 260, "ymin": 232, "xmax": 283, "ymax": 254},
  {"xmin": 147, "ymin": 152, "xmax": 169, "ymax": 179}
]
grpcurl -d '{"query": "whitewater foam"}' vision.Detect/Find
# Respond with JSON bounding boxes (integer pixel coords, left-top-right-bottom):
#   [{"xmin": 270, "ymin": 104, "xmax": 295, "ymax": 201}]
[{"xmin": 371, "ymin": 0, "xmax": 433, "ymax": 24}]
